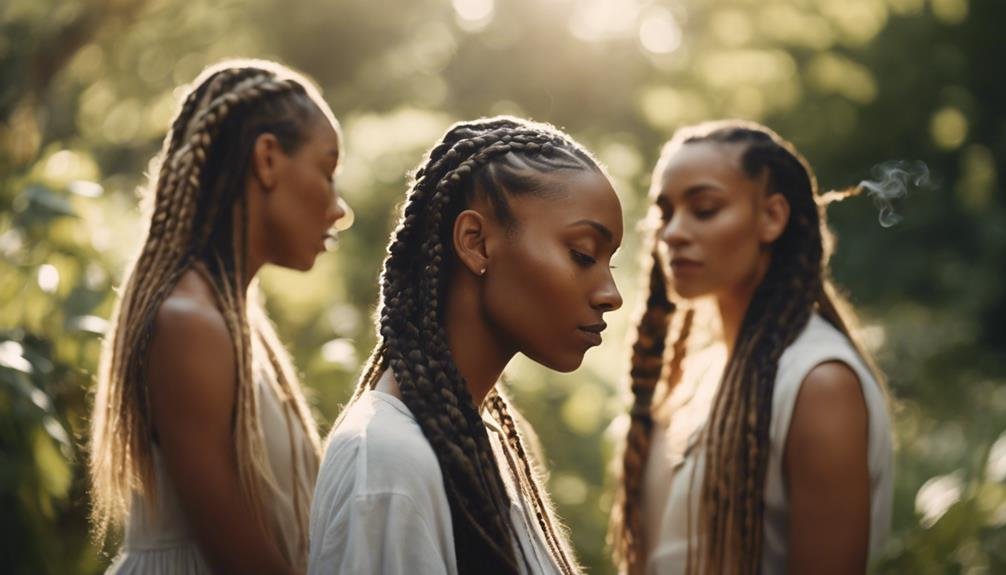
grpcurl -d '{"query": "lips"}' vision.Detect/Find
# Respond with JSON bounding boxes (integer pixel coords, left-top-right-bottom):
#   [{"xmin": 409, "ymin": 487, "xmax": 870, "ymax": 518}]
[
  {"xmin": 670, "ymin": 257, "xmax": 702, "ymax": 271},
  {"xmin": 323, "ymin": 232, "xmax": 339, "ymax": 251},
  {"xmin": 578, "ymin": 321, "xmax": 607, "ymax": 346}
]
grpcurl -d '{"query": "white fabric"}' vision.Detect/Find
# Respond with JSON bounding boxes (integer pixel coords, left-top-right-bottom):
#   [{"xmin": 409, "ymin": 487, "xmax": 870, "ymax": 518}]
[
  {"xmin": 308, "ymin": 390, "xmax": 564, "ymax": 575},
  {"xmin": 642, "ymin": 314, "xmax": 894, "ymax": 574},
  {"xmin": 108, "ymin": 336, "xmax": 317, "ymax": 574}
]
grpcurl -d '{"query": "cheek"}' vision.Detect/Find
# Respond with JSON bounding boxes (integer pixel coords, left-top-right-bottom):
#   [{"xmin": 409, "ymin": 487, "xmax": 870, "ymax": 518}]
[
  {"xmin": 263, "ymin": 172, "xmax": 329, "ymax": 261},
  {"xmin": 698, "ymin": 208, "xmax": 762, "ymax": 282},
  {"xmin": 484, "ymin": 243, "xmax": 581, "ymax": 346},
  {"xmin": 273, "ymin": 173, "xmax": 326, "ymax": 231}
]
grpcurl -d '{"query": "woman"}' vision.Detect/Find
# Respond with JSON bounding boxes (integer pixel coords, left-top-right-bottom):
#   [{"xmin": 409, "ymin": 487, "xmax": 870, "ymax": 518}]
[
  {"xmin": 89, "ymin": 59, "xmax": 347, "ymax": 574},
  {"xmin": 308, "ymin": 116, "xmax": 623, "ymax": 574},
  {"xmin": 612, "ymin": 120, "xmax": 893, "ymax": 575}
]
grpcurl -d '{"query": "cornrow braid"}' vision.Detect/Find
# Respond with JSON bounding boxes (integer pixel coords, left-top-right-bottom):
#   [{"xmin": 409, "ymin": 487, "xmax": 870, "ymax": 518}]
[
  {"xmin": 350, "ymin": 116, "xmax": 597, "ymax": 574},
  {"xmin": 615, "ymin": 120, "xmax": 885, "ymax": 575},
  {"xmin": 89, "ymin": 60, "xmax": 330, "ymax": 571}
]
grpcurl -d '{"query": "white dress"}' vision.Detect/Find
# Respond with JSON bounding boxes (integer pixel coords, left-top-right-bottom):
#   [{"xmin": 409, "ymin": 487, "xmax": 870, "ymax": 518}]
[
  {"xmin": 642, "ymin": 314, "xmax": 894, "ymax": 574},
  {"xmin": 107, "ymin": 337, "xmax": 318, "ymax": 574},
  {"xmin": 308, "ymin": 389, "xmax": 565, "ymax": 574}
]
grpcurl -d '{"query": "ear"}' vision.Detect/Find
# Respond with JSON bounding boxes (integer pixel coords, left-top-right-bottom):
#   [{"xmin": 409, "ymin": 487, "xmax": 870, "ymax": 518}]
[
  {"xmin": 453, "ymin": 209, "xmax": 490, "ymax": 276},
  {"xmin": 759, "ymin": 192, "xmax": 790, "ymax": 244},
  {"xmin": 251, "ymin": 132, "xmax": 282, "ymax": 191}
]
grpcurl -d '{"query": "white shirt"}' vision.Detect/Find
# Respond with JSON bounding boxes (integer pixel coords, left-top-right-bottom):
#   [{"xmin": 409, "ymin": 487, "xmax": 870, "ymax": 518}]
[
  {"xmin": 642, "ymin": 314, "xmax": 894, "ymax": 574},
  {"xmin": 308, "ymin": 390, "xmax": 564, "ymax": 574}
]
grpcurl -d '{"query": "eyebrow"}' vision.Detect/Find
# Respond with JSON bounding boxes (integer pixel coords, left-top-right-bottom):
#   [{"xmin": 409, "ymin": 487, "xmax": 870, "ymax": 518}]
[
  {"xmin": 657, "ymin": 182, "xmax": 725, "ymax": 207},
  {"xmin": 568, "ymin": 219, "xmax": 614, "ymax": 243}
]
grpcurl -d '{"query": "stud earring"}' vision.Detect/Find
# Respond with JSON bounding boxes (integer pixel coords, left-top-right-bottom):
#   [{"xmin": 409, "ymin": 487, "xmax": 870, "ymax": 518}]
[{"xmin": 479, "ymin": 267, "xmax": 486, "ymax": 276}]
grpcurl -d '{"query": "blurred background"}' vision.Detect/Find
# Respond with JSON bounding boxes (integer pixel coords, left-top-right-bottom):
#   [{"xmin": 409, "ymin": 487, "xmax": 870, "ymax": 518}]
[{"xmin": 2, "ymin": 0, "xmax": 1004, "ymax": 572}]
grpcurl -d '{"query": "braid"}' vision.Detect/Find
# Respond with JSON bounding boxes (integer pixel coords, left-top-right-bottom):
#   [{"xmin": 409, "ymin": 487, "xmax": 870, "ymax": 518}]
[
  {"xmin": 89, "ymin": 61, "xmax": 329, "ymax": 571},
  {"xmin": 612, "ymin": 241, "xmax": 698, "ymax": 574},
  {"xmin": 486, "ymin": 390, "xmax": 581, "ymax": 575},
  {"xmin": 349, "ymin": 117, "xmax": 597, "ymax": 574}
]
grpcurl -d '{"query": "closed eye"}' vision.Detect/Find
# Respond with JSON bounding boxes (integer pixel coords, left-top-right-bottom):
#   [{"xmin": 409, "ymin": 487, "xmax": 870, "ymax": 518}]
[{"xmin": 570, "ymin": 250, "xmax": 596, "ymax": 267}]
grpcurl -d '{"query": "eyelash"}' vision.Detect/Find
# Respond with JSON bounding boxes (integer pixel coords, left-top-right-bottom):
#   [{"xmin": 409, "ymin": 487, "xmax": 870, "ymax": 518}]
[
  {"xmin": 570, "ymin": 250, "xmax": 596, "ymax": 267},
  {"xmin": 660, "ymin": 206, "xmax": 718, "ymax": 222}
]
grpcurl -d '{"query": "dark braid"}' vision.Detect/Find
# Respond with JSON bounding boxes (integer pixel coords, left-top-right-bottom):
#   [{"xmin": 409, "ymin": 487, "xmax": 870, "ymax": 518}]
[
  {"xmin": 350, "ymin": 116, "xmax": 596, "ymax": 574},
  {"xmin": 614, "ymin": 120, "xmax": 881, "ymax": 575}
]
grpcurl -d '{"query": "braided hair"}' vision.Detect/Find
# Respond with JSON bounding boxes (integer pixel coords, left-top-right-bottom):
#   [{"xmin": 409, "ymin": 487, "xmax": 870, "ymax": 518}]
[
  {"xmin": 89, "ymin": 60, "xmax": 329, "ymax": 567},
  {"xmin": 347, "ymin": 116, "xmax": 602, "ymax": 574},
  {"xmin": 612, "ymin": 120, "xmax": 882, "ymax": 575}
]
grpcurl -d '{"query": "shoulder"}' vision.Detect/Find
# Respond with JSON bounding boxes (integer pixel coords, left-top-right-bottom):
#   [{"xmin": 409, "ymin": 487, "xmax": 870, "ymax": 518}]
[
  {"xmin": 770, "ymin": 315, "xmax": 876, "ymax": 450},
  {"xmin": 795, "ymin": 361, "xmax": 868, "ymax": 434},
  {"xmin": 785, "ymin": 360, "xmax": 869, "ymax": 481},
  {"xmin": 779, "ymin": 315, "xmax": 855, "ymax": 366},
  {"xmin": 775, "ymin": 314, "xmax": 875, "ymax": 397},
  {"xmin": 147, "ymin": 270, "xmax": 235, "ymax": 422},
  {"xmin": 322, "ymin": 393, "xmax": 445, "ymax": 499}
]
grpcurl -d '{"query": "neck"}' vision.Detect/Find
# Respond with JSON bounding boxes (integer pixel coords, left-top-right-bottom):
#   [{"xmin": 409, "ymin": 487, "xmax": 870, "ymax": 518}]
[
  {"xmin": 241, "ymin": 186, "xmax": 267, "ymax": 291},
  {"xmin": 444, "ymin": 269, "xmax": 516, "ymax": 406},
  {"xmin": 715, "ymin": 252, "xmax": 771, "ymax": 355}
]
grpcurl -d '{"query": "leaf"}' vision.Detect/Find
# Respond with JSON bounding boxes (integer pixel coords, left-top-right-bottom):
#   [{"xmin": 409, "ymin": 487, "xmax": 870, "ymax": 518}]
[{"xmin": 33, "ymin": 427, "xmax": 72, "ymax": 500}]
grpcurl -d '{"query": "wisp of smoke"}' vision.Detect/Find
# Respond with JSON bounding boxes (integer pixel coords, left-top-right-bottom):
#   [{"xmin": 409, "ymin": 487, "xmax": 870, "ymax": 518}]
[{"xmin": 819, "ymin": 160, "xmax": 933, "ymax": 227}]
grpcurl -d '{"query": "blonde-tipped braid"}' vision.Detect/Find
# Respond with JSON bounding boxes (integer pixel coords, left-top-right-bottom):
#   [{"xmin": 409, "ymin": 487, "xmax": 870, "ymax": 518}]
[
  {"xmin": 89, "ymin": 62, "xmax": 325, "ymax": 569},
  {"xmin": 610, "ymin": 241, "xmax": 695, "ymax": 575},
  {"xmin": 486, "ymin": 390, "xmax": 581, "ymax": 575}
]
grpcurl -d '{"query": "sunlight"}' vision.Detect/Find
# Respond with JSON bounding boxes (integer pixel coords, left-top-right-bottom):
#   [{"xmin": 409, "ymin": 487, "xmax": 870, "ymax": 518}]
[
  {"xmin": 638, "ymin": 6, "xmax": 682, "ymax": 55},
  {"xmin": 452, "ymin": 0, "xmax": 494, "ymax": 31},
  {"xmin": 37, "ymin": 264, "xmax": 60, "ymax": 294},
  {"xmin": 569, "ymin": 0, "xmax": 641, "ymax": 42}
]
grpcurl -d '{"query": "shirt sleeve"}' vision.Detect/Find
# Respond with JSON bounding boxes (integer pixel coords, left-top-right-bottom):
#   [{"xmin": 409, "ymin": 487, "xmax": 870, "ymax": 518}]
[{"xmin": 309, "ymin": 492, "xmax": 453, "ymax": 575}]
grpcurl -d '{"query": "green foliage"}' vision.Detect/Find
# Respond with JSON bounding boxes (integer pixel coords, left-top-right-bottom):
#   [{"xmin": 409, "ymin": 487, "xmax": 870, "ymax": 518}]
[{"xmin": 2, "ymin": 0, "xmax": 1003, "ymax": 572}]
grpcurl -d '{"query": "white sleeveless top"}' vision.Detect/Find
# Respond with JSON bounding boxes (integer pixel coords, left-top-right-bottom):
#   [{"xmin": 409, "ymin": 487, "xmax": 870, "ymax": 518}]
[
  {"xmin": 642, "ymin": 314, "xmax": 893, "ymax": 574},
  {"xmin": 107, "ymin": 336, "xmax": 318, "ymax": 574},
  {"xmin": 309, "ymin": 390, "xmax": 566, "ymax": 574}
]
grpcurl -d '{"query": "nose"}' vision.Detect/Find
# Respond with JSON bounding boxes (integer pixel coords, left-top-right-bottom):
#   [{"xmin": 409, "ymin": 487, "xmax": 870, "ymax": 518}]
[
  {"xmin": 591, "ymin": 270, "xmax": 623, "ymax": 313},
  {"xmin": 327, "ymin": 195, "xmax": 351, "ymax": 230},
  {"xmin": 659, "ymin": 213, "xmax": 690, "ymax": 250}
]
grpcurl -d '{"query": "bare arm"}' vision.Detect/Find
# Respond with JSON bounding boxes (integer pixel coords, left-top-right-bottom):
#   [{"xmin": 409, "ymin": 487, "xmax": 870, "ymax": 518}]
[
  {"xmin": 147, "ymin": 295, "xmax": 294, "ymax": 575},
  {"xmin": 784, "ymin": 361, "xmax": 871, "ymax": 575}
]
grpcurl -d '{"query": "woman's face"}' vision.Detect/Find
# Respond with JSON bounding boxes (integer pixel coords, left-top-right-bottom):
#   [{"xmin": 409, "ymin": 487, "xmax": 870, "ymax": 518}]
[
  {"xmin": 481, "ymin": 170, "xmax": 624, "ymax": 372},
  {"xmin": 652, "ymin": 141, "xmax": 785, "ymax": 301},
  {"xmin": 262, "ymin": 119, "xmax": 346, "ymax": 271}
]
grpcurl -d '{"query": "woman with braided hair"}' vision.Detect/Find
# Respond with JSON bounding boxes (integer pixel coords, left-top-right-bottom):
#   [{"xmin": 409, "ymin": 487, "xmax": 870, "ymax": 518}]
[
  {"xmin": 89, "ymin": 60, "xmax": 347, "ymax": 574},
  {"xmin": 611, "ymin": 120, "xmax": 893, "ymax": 575},
  {"xmin": 308, "ymin": 116, "xmax": 622, "ymax": 575}
]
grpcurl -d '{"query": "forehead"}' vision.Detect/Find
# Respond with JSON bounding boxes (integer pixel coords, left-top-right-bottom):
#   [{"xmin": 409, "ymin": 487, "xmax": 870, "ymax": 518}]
[
  {"xmin": 655, "ymin": 141, "xmax": 751, "ymax": 197},
  {"xmin": 508, "ymin": 170, "xmax": 623, "ymax": 241},
  {"xmin": 310, "ymin": 119, "xmax": 341, "ymax": 149}
]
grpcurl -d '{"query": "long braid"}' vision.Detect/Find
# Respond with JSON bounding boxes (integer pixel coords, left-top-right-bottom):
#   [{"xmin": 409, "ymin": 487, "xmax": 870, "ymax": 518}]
[
  {"xmin": 486, "ymin": 390, "xmax": 581, "ymax": 575},
  {"xmin": 89, "ymin": 61, "xmax": 329, "ymax": 570},
  {"xmin": 693, "ymin": 127, "xmax": 824, "ymax": 575},
  {"xmin": 612, "ymin": 238, "xmax": 700, "ymax": 574},
  {"xmin": 346, "ymin": 117, "xmax": 596, "ymax": 574}
]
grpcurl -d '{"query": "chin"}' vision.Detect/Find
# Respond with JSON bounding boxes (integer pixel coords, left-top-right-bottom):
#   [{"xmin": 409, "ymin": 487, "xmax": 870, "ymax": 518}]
[
  {"xmin": 274, "ymin": 257, "xmax": 315, "ymax": 272},
  {"xmin": 669, "ymin": 281, "xmax": 710, "ymax": 301},
  {"xmin": 533, "ymin": 350, "xmax": 585, "ymax": 373}
]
